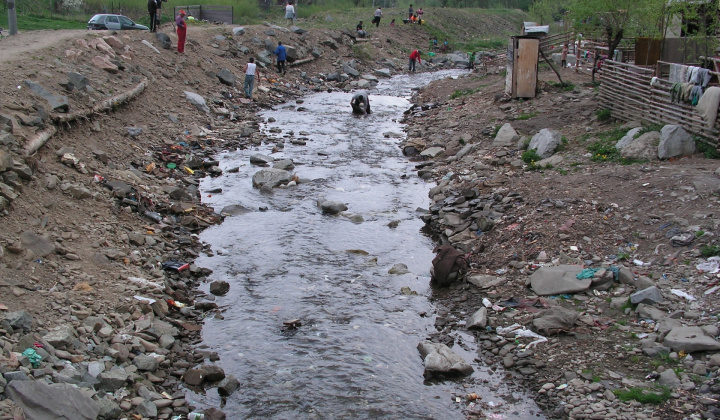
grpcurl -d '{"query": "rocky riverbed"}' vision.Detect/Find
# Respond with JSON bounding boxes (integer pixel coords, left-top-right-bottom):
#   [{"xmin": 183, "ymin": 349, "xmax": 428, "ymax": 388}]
[{"xmin": 401, "ymin": 67, "xmax": 720, "ymax": 419}]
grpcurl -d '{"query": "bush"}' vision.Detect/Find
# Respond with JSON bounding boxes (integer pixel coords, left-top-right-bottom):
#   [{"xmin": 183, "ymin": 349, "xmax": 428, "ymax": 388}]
[
  {"xmin": 521, "ymin": 149, "xmax": 542, "ymax": 164},
  {"xmin": 613, "ymin": 387, "xmax": 671, "ymax": 404},
  {"xmin": 596, "ymin": 108, "xmax": 612, "ymax": 122},
  {"xmin": 697, "ymin": 139, "xmax": 720, "ymax": 159}
]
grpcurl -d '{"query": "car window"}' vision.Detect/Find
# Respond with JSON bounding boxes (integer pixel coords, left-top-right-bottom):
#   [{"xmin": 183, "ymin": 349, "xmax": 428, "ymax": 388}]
[
  {"xmin": 90, "ymin": 15, "xmax": 104, "ymax": 23},
  {"xmin": 119, "ymin": 16, "xmax": 133, "ymax": 26},
  {"xmin": 107, "ymin": 16, "xmax": 118, "ymax": 23}
]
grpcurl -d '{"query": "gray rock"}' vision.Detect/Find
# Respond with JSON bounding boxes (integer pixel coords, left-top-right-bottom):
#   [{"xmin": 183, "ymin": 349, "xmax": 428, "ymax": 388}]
[
  {"xmin": 311, "ymin": 48, "xmax": 324, "ymax": 58},
  {"xmin": 388, "ymin": 263, "xmax": 410, "ymax": 275},
  {"xmin": 532, "ymin": 306, "xmax": 580, "ymax": 334},
  {"xmin": 42, "ymin": 325, "xmax": 75, "ymax": 348},
  {"xmin": 183, "ymin": 368, "xmax": 206, "ymax": 386},
  {"xmin": 658, "ymin": 125, "xmax": 695, "ymax": 159},
  {"xmin": 158, "ymin": 334, "xmax": 175, "ymax": 349},
  {"xmin": 67, "ymin": 185, "xmax": 92, "ymax": 199},
  {"xmin": 24, "ymin": 80, "xmax": 69, "ymax": 112},
  {"xmin": 317, "ymin": 198, "xmax": 347, "ymax": 215},
  {"xmin": 136, "ymin": 399, "xmax": 157, "ymax": 418},
  {"xmin": 291, "ymin": 26, "xmax": 306, "ymax": 34},
  {"xmin": 657, "ymin": 369, "xmax": 681, "ymax": 388},
  {"xmin": 232, "ymin": 27, "xmax": 245, "ymax": 36},
  {"xmin": 97, "ymin": 367, "xmax": 128, "ymax": 391},
  {"xmin": 664, "ymin": 326, "xmax": 720, "ymax": 353},
  {"xmin": 5, "ymin": 380, "xmax": 100, "ymax": 420},
  {"xmin": 218, "ymin": 374, "xmax": 240, "ymax": 397},
  {"xmin": 183, "ymin": 91, "xmax": 210, "ymax": 114},
  {"xmin": 4, "ymin": 371, "xmax": 30, "ymax": 382},
  {"xmin": 272, "ymin": 159, "xmax": 295, "ymax": 170},
  {"xmin": 0, "ymin": 150, "xmax": 13, "ymax": 172},
  {"xmin": 252, "ymin": 168, "xmax": 294, "ymax": 188},
  {"xmin": 126, "ymin": 126, "xmax": 142, "ymax": 137},
  {"xmin": 493, "ymin": 123, "xmax": 520, "ymax": 147},
  {"xmin": 133, "ymin": 355, "xmax": 159, "ymax": 372},
  {"xmin": 209, "ymin": 280, "xmax": 230, "ymax": 295},
  {"xmin": 220, "ymin": 204, "xmax": 251, "ymax": 216},
  {"xmin": 528, "ymin": 129, "xmax": 562, "ymax": 158},
  {"xmin": 203, "ymin": 364, "xmax": 226, "ymax": 382},
  {"xmin": 250, "ymin": 153, "xmax": 274, "ymax": 165},
  {"xmin": 630, "ymin": 286, "xmax": 664, "ymax": 305},
  {"xmin": 417, "ymin": 341, "xmax": 473, "ymax": 378},
  {"xmin": 20, "ymin": 231, "xmax": 55, "ymax": 257},
  {"xmin": 529, "ymin": 265, "xmax": 588, "ymax": 296},
  {"xmin": 155, "ymin": 32, "xmax": 171, "ymax": 49},
  {"xmin": 466, "ymin": 307, "xmax": 488, "ymax": 329},
  {"xmin": 343, "ymin": 65, "xmax": 360, "ymax": 78},
  {"xmin": 4, "ymin": 311, "xmax": 33, "ymax": 332},
  {"xmin": 96, "ymin": 397, "xmax": 122, "ymax": 419},
  {"xmin": 620, "ymin": 131, "xmax": 660, "ymax": 161},
  {"xmin": 466, "ymin": 274, "xmax": 504, "ymax": 289},
  {"xmin": 374, "ymin": 68, "xmax": 392, "ymax": 78},
  {"xmin": 615, "ymin": 127, "xmax": 641, "ymax": 150},
  {"xmin": 217, "ymin": 68, "xmax": 236, "ymax": 86},
  {"xmin": 67, "ymin": 72, "xmax": 89, "ymax": 90}
]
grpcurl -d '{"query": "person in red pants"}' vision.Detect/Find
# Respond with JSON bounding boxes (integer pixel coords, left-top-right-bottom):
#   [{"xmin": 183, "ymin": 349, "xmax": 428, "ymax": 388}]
[{"xmin": 175, "ymin": 9, "xmax": 187, "ymax": 53}]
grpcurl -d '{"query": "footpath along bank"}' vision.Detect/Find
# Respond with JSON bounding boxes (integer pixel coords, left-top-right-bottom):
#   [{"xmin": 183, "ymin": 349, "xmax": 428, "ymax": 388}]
[
  {"xmin": 0, "ymin": 15, "xmax": 528, "ymax": 420},
  {"xmin": 402, "ymin": 66, "xmax": 720, "ymax": 419}
]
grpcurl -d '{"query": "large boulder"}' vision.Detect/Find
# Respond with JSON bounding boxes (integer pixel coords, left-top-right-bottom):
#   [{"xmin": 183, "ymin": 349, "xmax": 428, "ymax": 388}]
[
  {"xmin": 417, "ymin": 341, "xmax": 473, "ymax": 378},
  {"xmin": 529, "ymin": 265, "xmax": 588, "ymax": 296},
  {"xmin": 216, "ymin": 68, "xmax": 236, "ymax": 86},
  {"xmin": 5, "ymin": 380, "xmax": 100, "ymax": 420},
  {"xmin": 528, "ymin": 129, "xmax": 562, "ymax": 158},
  {"xmin": 20, "ymin": 231, "xmax": 55, "ymax": 257},
  {"xmin": 251, "ymin": 168, "xmax": 293, "ymax": 188},
  {"xmin": 493, "ymin": 123, "xmax": 520, "ymax": 147},
  {"xmin": 184, "ymin": 91, "xmax": 210, "ymax": 114},
  {"xmin": 620, "ymin": 131, "xmax": 660, "ymax": 161},
  {"xmin": 316, "ymin": 198, "xmax": 347, "ymax": 215},
  {"xmin": 658, "ymin": 125, "xmax": 695, "ymax": 159},
  {"xmin": 155, "ymin": 32, "xmax": 171, "ymax": 49},
  {"xmin": 615, "ymin": 127, "xmax": 642, "ymax": 150},
  {"xmin": 23, "ymin": 80, "xmax": 69, "ymax": 112},
  {"xmin": 664, "ymin": 326, "xmax": 720, "ymax": 352}
]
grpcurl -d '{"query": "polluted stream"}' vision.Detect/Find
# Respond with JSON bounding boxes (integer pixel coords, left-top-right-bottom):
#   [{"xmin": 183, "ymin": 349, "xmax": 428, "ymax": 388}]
[{"xmin": 190, "ymin": 70, "xmax": 543, "ymax": 419}]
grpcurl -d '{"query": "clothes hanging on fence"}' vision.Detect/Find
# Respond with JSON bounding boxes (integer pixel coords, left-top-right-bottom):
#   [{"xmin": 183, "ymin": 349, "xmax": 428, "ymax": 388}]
[
  {"xmin": 670, "ymin": 82, "xmax": 683, "ymax": 103},
  {"xmin": 687, "ymin": 66, "xmax": 700, "ymax": 83},
  {"xmin": 696, "ymin": 86, "xmax": 720, "ymax": 128},
  {"xmin": 681, "ymin": 83, "xmax": 694, "ymax": 102},
  {"xmin": 699, "ymin": 68, "xmax": 711, "ymax": 88},
  {"xmin": 690, "ymin": 85, "xmax": 704, "ymax": 106},
  {"xmin": 669, "ymin": 63, "xmax": 686, "ymax": 83}
]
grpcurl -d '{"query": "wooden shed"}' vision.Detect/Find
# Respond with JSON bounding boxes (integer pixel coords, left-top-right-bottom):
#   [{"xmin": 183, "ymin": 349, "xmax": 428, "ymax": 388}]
[{"xmin": 505, "ymin": 36, "xmax": 539, "ymax": 99}]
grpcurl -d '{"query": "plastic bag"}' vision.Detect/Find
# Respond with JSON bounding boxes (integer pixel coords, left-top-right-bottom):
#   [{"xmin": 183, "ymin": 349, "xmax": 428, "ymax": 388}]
[{"xmin": 496, "ymin": 323, "xmax": 548, "ymax": 348}]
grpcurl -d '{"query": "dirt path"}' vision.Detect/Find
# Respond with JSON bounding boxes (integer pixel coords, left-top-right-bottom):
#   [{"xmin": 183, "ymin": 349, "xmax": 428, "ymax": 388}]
[{"xmin": 0, "ymin": 30, "xmax": 88, "ymax": 64}]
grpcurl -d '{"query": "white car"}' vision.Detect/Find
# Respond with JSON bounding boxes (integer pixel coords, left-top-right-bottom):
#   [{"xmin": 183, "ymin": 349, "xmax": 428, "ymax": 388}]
[{"xmin": 87, "ymin": 14, "xmax": 149, "ymax": 31}]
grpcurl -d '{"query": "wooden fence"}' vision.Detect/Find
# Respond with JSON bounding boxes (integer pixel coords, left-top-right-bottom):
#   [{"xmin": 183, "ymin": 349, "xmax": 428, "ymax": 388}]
[
  {"xmin": 598, "ymin": 60, "xmax": 719, "ymax": 143},
  {"xmin": 539, "ymin": 31, "xmax": 574, "ymax": 54}
]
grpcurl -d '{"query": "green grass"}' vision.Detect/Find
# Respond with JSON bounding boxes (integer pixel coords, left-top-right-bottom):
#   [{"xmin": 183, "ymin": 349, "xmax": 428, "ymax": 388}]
[
  {"xmin": 521, "ymin": 149, "xmax": 542, "ymax": 165},
  {"xmin": 0, "ymin": 13, "xmax": 87, "ymax": 30},
  {"xmin": 450, "ymin": 88, "xmax": 482, "ymax": 99},
  {"xmin": 585, "ymin": 127, "xmax": 645, "ymax": 165},
  {"xmin": 697, "ymin": 139, "xmax": 720, "ymax": 159},
  {"xmin": 516, "ymin": 111, "xmax": 537, "ymax": 120},
  {"xmin": 548, "ymin": 81, "xmax": 576, "ymax": 91},
  {"xmin": 649, "ymin": 352, "xmax": 679, "ymax": 368},
  {"xmin": 596, "ymin": 108, "xmax": 612, "ymax": 122},
  {"xmin": 614, "ymin": 387, "xmax": 671, "ymax": 404},
  {"xmin": 700, "ymin": 245, "xmax": 720, "ymax": 257},
  {"xmin": 619, "ymin": 298, "xmax": 635, "ymax": 312}
]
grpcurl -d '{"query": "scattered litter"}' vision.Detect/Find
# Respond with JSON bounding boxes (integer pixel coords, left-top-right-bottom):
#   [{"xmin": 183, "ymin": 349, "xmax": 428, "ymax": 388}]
[
  {"xmin": 0, "ymin": 303, "xmax": 7, "ymax": 310},
  {"xmin": 705, "ymin": 285, "xmax": 720, "ymax": 295},
  {"xmin": 127, "ymin": 277, "xmax": 164, "ymax": 290},
  {"xmin": 697, "ymin": 259, "xmax": 720, "ymax": 273},
  {"xmin": 482, "ymin": 298, "xmax": 492, "ymax": 308},
  {"xmin": 670, "ymin": 289, "xmax": 696, "ymax": 301},
  {"xmin": 21, "ymin": 348, "xmax": 42, "ymax": 368},
  {"xmin": 633, "ymin": 259, "xmax": 649, "ymax": 267},
  {"xmin": 670, "ymin": 232, "xmax": 695, "ymax": 247},
  {"xmin": 556, "ymin": 384, "xmax": 568, "ymax": 390},
  {"xmin": 491, "ymin": 305, "xmax": 506, "ymax": 312},
  {"xmin": 496, "ymin": 323, "xmax": 548, "ymax": 348},
  {"xmin": 576, "ymin": 268, "xmax": 599, "ymax": 279},
  {"xmin": 162, "ymin": 261, "xmax": 190, "ymax": 272},
  {"xmin": 133, "ymin": 295, "xmax": 156, "ymax": 305},
  {"xmin": 569, "ymin": 246, "xmax": 578, "ymax": 251}
]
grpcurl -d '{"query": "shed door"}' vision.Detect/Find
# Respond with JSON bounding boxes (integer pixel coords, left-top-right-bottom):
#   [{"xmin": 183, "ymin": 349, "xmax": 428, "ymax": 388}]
[{"xmin": 514, "ymin": 38, "xmax": 539, "ymax": 98}]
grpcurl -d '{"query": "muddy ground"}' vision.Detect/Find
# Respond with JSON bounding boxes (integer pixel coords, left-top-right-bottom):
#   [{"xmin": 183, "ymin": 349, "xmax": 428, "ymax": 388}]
[{"xmin": 0, "ymin": 9, "xmax": 719, "ymax": 420}]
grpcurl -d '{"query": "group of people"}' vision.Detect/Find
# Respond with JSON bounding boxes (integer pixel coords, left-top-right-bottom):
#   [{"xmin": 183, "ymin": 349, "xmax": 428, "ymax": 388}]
[
  {"xmin": 147, "ymin": 0, "xmax": 167, "ymax": 32},
  {"xmin": 406, "ymin": 4, "xmax": 424, "ymax": 24}
]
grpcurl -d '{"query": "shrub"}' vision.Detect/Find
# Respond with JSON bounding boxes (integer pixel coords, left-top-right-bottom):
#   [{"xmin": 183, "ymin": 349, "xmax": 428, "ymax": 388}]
[
  {"xmin": 613, "ymin": 387, "xmax": 671, "ymax": 404},
  {"xmin": 596, "ymin": 108, "xmax": 612, "ymax": 122},
  {"xmin": 521, "ymin": 149, "xmax": 542, "ymax": 165}
]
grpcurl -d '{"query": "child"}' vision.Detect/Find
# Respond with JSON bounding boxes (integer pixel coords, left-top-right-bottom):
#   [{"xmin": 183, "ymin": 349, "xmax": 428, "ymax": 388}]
[
  {"xmin": 561, "ymin": 44, "xmax": 568, "ymax": 68},
  {"xmin": 390, "ymin": 18, "xmax": 395, "ymax": 27}
]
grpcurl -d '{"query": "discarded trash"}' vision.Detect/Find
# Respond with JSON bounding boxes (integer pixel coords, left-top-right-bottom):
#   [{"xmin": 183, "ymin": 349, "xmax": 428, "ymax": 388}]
[
  {"xmin": 0, "ymin": 303, "xmax": 7, "ymax": 310},
  {"xmin": 162, "ymin": 261, "xmax": 190, "ymax": 272},
  {"xmin": 482, "ymin": 298, "xmax": 492, "ymax": 308},
  {"xmin": 670, "ymin": 289, "xmax": 696, "ymax": 301},
  {"xmin": 21, "ymin": 348, "xmax": 42, "ymax": 368},
  {"xmin": 670, "ymin": 232, "xmax": 695, "ymax": 247},
  {"xmin": 697, "ymin": 260, "xmax": 720, "ymax": 273},
  {"xmin": 576, "ymin": 268, "xmax": 599, "ymax": 279},
  {"xmin": 167, "ymin": 299, "xmax": 186, "ymax": 308},
  {"xmin": 143, "ymin": 211, "xmax": 163, "ymax": 223},
  {"xmin": 93, "ymin": 174, "xmax": 105, "ymax": 183},
  {"xmin": 556, "ymin": 384, "xmax": 568, "ymax": 390},
  {"xmin": 705, "ymin": 285, "xmax": 720, "ymax": 295},
  {"xmin": 283, "ymin": 319, "xmax": 302, "ymax": 330},
  {"xmin": 466, "ymin": 393, "xmax": 480, "ymax": 401},
  {"xmin": 183, "ymin": 166, "xmax": 195, "ymax": 175},
  {"xmin": 496, "ymin": 323, "xmax": 548, "ymax": 348},
  {"xmin": 633, "ymin": 259, "xmax": 649, "ymax": 267},
  {"xmin": 133, "ymin": 295, "xmax": 157, "ymax": 305},
  {"xmin": 127, "ymin": 277, "xmax": 163, "ymax": 290},
  {"xmin": 491, "ymin": 304, "xmax": 506, "ymax": 312},
  {"xmin": 167, "ymin": 162, "xmax": 177, "ymax": 169}
]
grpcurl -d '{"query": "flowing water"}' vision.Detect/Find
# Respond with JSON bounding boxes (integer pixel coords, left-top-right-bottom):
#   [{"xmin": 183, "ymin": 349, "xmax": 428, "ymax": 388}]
[{"xmin": 191, "ymin": 70, "xmax": 544, "ymax": 419}]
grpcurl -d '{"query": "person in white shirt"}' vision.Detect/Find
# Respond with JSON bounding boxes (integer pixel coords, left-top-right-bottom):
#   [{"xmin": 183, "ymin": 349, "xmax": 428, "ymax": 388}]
[
  {"xmin": 243, "ymin": 58, "xmax": 261, "ymax": 99},
  {"xmin": 373, "ymin": 7, "xmax": 382, "ymax": 27},
  {"xmin": 285, "ymin": 2, "xmax": 296, "ymax": 26}
]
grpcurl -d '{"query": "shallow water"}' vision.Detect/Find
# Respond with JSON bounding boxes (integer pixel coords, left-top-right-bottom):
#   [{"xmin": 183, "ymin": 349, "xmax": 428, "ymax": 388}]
[{"xmin": 191, "ymin": 70, "xmax": 544, "ymax": 419}]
